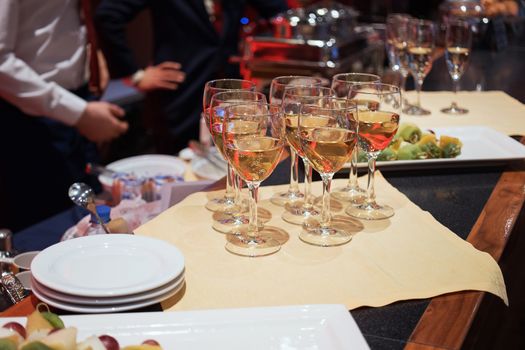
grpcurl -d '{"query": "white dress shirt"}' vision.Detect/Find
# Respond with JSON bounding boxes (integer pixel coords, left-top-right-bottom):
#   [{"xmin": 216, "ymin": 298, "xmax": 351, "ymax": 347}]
[{"xmin": 0, "ymin": 0, "xmax": 88, "ymax": 126}]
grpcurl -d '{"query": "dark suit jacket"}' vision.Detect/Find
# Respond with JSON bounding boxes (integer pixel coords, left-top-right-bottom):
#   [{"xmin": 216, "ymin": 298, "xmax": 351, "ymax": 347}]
[{"xmin": 95, "ymin": 0, "xmax": 287, "ymax": 153}]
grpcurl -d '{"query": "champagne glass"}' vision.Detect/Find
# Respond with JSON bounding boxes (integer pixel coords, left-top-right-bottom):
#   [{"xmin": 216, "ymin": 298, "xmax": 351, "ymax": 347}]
[
  {"xmin": 404, "ymin": 19, "xmax": 435, "ymax": 116},
  {"xmin": 346, "ymin": 83, "xmax": 401, "ymax": 220},
  {"xmin": 298, "ymin": 98, "xmax": 358, "ymax": 246},
  {"xmin": 330, "ymin": 73, "xmax": 380, "ymax": 204},
  {"xmin": 209, "ymin": 90, "xmax": 268, "ymax": 233},
  {"xmin": 222, "ymin": 103, "xmax": 287, "ymax": 257},
  {"xmin": 203, "ymin": 79, "xmax": 256, "ymax": 212},
  {"xmin": 386, "ymin": 14, "xmax": 414, "ymax": 108},
  {"xmin": 269, "ymin": 76, "xmax": 323, "ymax": 207},
  {"xmin": 281, "ymin": 86, "xmax": 335, "ymax": 225},
  {"xmin": 441, "ymin": 19, "xmax": 472, "ymax": 114}
]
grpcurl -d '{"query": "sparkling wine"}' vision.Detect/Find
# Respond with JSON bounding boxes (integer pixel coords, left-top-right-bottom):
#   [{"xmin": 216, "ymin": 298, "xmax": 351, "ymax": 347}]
[
  {"xmin": 408, "ymin": 46, "xmax": 433, "ymax": 79},
  {"xmin": 212, "ymin": 120, "xmax": 260, "ymax": 158},
  {"xmin": 285, "ymin": 114, "xmax": 329, "ymax": 157},
  {"xmin": 225, "ymin": 136, "xmax": 283, "ymax": 182},
  {"xmin": 358, "ymin": 111, "xmax": 400, "ymax": 153},
  {"xmin": 300, "ymin": 127, "xmax": 357, "ymax": 174},
  {"xmin": 446, "ymin": 46, "xmax": 470, "ymax": 80}
]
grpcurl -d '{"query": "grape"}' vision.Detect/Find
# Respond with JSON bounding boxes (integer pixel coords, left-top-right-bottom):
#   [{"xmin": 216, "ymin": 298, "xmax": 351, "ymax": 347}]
[
  {"xmin": 2, "ymin": 322, "xmax": 26, "ymax": 339},
  {"xmin": 142, "ymin": 339, "xmax": 160, "ymax": 346},
  {"xmin": 99, "ymin": 335, "xmax": 120, "ymax": 350}
]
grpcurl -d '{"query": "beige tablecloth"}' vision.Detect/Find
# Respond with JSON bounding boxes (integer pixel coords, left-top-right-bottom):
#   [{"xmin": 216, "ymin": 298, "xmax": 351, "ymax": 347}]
[
  {"xmin": 135, "ymin": 175, "xmax": 507, "ymax": 311},
  {"xmin": 402, "ymin": 91, "xmax": 525, "ymax": 135}
]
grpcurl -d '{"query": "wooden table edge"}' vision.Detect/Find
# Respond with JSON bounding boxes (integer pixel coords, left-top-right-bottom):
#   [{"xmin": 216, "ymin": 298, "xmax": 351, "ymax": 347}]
[{"xmin": 405, "ymin": 137, "xmax": 525, "ymax": 350}]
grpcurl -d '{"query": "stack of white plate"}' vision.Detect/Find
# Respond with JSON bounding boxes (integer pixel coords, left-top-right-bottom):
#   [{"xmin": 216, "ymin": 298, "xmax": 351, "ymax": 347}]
[{"xmin": 30, "ymin": 234, "xmax": 185, "ymax": 313}]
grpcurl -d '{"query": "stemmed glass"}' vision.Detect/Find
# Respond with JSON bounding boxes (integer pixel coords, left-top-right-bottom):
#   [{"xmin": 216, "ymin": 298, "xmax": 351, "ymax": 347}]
[
  {"xmin": 203, "ymin": 79, "xmax": 256, "ymax": 212},
  {"xmin": 441, "ymin": 19, "xmax": 472, "ymax": 114},
  {"xmin": 298, "ymin": 98, "xmax": 358, "ymax": 246},
  {"xmin": 404, "ymin": 19, "xmax": 435, "ymax": 116},
  {"xmin": 222, "ymin": 103, "xmax": 287, "ymax": 257},
  {"xmin": 330, "ymin": 73, "xmax": 380, "ymax": 204},
  {"xmin": 386, "ymin": 14, "xmax": 413, "ymax": 108},
  {"xmin": 281, "ymin": 86, "xmax": 335, "ymax": 225},
  {"xmin": 208, "ymin": 90, "xmax": 268, "ymax": 233},
  {"xmin": 346, "ymin": 83, "xmax": 401, "ymax": 220},
  {"xmin": 269, "ymin": 76, "xmax": 323, "ymax": 207}
]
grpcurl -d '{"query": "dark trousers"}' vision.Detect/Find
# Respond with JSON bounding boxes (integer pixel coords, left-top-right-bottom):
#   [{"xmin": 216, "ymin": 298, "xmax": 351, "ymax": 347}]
[{"xmin": 0, "ymin": 86, "xmax": 100, "ymax": 232}]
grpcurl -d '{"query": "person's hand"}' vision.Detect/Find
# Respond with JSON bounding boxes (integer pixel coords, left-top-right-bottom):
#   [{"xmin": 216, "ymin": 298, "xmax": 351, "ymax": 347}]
[
  {"xmin": 136, "ymin": 62, "xmax": 185, "ymax": 91},
  {"xmin": 76, "ymin": 101, "xmax": 128, "ymax": 142}
]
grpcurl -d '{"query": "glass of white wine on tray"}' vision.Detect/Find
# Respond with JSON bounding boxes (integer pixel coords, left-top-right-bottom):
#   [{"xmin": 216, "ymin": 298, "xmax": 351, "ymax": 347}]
[
  {"xmin": 441, "ymin": 19, "xmax": 472, "ymax": 114},
  {"xmin": 346, "ymin": 83, "xmax": 401, "ymax": 220},
  {"xmin": 330, "ymin": 73, "xmax": 380, "ymax": 205},
  {"xmin": 222, "ymin": 103, "xmax": 287, "ymax": 257},
  {"xmin": 208, "ymin": 90, "xmax": 268, "ymax": 233},
  {"xmin": 202, "ymin": 79, "xmax": 256, "ymax": 212},
  {"xmin": 268, "ymin": 76, "xmax": 323, "ymax": 207},
  {"xmin": 298, "ymin": 98, "xmax": 359, "ymax": 246},
  {"xmin": 404, "ymin": 19, "xmax": 435, "ymax": 116}
]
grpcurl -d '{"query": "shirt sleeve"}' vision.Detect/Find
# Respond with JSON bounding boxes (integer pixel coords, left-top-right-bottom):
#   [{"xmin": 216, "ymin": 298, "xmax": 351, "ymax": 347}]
[{"xmin": 0, "ymin": 0, "xmax": 87, "ymax": 126}]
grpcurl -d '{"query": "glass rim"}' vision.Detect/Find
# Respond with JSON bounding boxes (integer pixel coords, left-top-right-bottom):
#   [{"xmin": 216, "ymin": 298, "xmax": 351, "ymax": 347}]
[
  {"xmin": 283, "ymin": 85, "xmax": 334, "ymax": 96},
  {"xmin": 299, "ymin": 97, "xmax": 357, "ymax": 112},
  {"xmin": 332, "ymin": 72, "xmax": 381, "ymax": 84},
  {"xmin": 205, "ymin": 78, "xmax": 256, "ymax": 87},
  {"xmin": 210, "ymin": 90, "xmax": 266, "ymax": 104},
  {"xmin": 348, "ymin": 82, "xmax": 400, "ymax": 95},
  {"xmin": 271, "ymin": 75, "xmax": 323, "ymax": 87},
  {"xmin": 221, "ymin": 101, "xmax": 280, "ymax": 117}
]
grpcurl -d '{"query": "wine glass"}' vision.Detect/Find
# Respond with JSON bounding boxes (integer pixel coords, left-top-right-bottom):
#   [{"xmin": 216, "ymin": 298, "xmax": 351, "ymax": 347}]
[
  {"xmin": 346, "ymin": 83, "xmax": 401, "ymax": 220},
  {"xmin": 202, "ymin": 79, "xmax": 256, "ymax": 212},
  {"xmin": 404, "ymin": 19, "xmax": 435, "ymax": 116},
  {"xmin": 330, "ymin": 73, "xmax": 380, "ymax": 204},
  {"xmin": 222, "ymin": 103, "xmax": 287, "ymax": 257},
  {"xmin": 441, "ymin": 19, "xmax": 472, "ymax": 114},
  {"xmin": 281, "ymin": 86, "xmax": 335, "ymax": 225},
  {"xmin": 385, "ymin": 14, "xmax": 414, "ymax": 108},
  {"xmin": 298, "ymin": 98, "xmax": 358, "ymax": 246},
  {"xmin": 209, "ymin": 90, "xmax": 268, "ymax": 233},
  {"xmin": 269, "ymin": 76, "xmax": 323, "ymax": 207}
]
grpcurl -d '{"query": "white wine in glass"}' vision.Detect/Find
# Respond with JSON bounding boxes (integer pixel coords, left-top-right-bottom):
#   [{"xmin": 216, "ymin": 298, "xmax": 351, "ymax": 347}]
[
  {"xmin": 269, "ymin": 76, "xmax": 323, "ymax": 207},
  {"xmin": 222, "ymin": 103, "xmax": 287, "ymax": 257},
  {"xmin": 441, "ymin": 19, "xmax": 472, "ymax": 114}
]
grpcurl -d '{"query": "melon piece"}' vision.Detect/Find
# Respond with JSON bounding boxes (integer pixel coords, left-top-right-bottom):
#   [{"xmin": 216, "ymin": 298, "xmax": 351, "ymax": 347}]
[
  {"xmin": 26, "ymin": 310, "xmax": 54, "ymax": 336},
  {"xmin": 40, "ymin": 327, "xmax": 77, "ymax": 350},
  {"xmin": 77, "ymin": 335, "xmax": 107, "ymax": 350}
]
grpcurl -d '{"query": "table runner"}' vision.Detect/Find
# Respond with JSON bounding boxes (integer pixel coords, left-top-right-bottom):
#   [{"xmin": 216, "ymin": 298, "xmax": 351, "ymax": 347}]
[
  {"xmin": 402, "ymin": 91, "xmax": 525, "ymax": 135},
  {"xmin": 135, "ymin": 174, "xmax": 508, "ymax": 311}
]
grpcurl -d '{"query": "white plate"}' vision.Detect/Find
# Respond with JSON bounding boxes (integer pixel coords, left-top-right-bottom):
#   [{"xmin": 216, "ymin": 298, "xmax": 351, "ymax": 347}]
[
  {"xmin": 98, "ymin": 154, "xmax": 186, "ymax": 188},
  {"xmin": 191, "ymin": 148, "xmax": 227, "ymax": 180},
  {"xmin": 31, "ymin": 235, "xmax": 185, "ymax": 297},
  {"xmin": 31, "ymin": 276, "xmax": 185, "ymax": 313},
  {"xmin": 3, "ymin": 305, "xmax": 369, "ymax": 349},
  {"xmin": 31, "ymin": 270, "xmax": 184, "ymax": 305},
  {"xmin": 352, "ymin": 126, "xmax": 525, "ymax": 170}
]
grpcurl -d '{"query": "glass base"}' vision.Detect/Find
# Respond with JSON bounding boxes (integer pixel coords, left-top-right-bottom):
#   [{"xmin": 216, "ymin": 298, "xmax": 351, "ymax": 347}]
[
  {"xmin": 346, "ymin": 201, "xmax": 395, "ymax": 220},
  {"xmin": 270, "ymin": 189, "xmax": 304, "ymax": 207},
  {"xmin": 225, "ymin": 226, "xmax": 289, "ymax": 257},
  {"xmin": 403, "ymin": 104, "xmax": 431, "ymax": 116},
  {"xmin": 205, "ymin": 195, "xmax": 238, "ymax": 213},
  {"xmin": 300, "ymin": 216, "xmax": 360, "ymax": 246},
  {"xmin": 331, "ymin": 185, "xmax": 366, "ymax": 204},
  {"xmin": 212, "ymin": 208, "xmax": 272, "ymax": 233},
  {"xmin": 441, "ymin": 104, "xmax": 468, "ymax": 115},
  {"xmin": 281, "ymin": 201, "xmax": 321, "ymax": 225}
]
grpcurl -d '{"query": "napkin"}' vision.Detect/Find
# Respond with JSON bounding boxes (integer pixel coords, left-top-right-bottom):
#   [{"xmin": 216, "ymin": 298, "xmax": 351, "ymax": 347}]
[{"xmin": 135, "ymin": 174, "xmax": 508, "ymax": 311}]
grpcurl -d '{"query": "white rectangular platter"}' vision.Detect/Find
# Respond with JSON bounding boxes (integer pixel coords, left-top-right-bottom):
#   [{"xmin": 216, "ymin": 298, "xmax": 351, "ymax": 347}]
[
  {"xmin": 352, "ymin": 126, "xmax": 525, "ymax": 170},
  {"xmin": 1, "ymin": 304, "xmax": 370, "ymax": 350}
]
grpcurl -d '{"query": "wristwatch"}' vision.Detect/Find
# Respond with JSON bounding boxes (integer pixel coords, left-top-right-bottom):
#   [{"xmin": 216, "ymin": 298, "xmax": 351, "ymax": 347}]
[{"xmin": 131, "ymin": 69, "xmax": 145, "ymax": 85}]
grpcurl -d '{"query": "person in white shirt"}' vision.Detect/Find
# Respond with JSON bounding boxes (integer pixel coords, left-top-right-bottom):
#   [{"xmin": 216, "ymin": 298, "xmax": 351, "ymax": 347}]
[{"xmin": 0, "ymin": 0, "xmax": 129, "ymax": 231}]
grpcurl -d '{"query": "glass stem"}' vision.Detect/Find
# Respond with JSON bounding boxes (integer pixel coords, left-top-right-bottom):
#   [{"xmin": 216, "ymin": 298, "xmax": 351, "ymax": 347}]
[
  {"xmin": 415, "ymin": 78, "xmax": 423, "ymax": 108},
  {"xmin": 320, "ymin": 174, "xmax": 333, "ymax": 229},
  {"xmin": 303, "ymin": 159, "xmax": 313, "ymax": 209},
  {"xmin": 452, "ymin": 78, "xmax": 459, "ymax": 106},
  {"xmin": 289, "ymin": 149, "xmax": 300, "ymax": 194},
  {"xmin": 347, "ymin": 145, "xmax": 359, "ymax": 188},
  {"xmin": 247, "ymin": 182, "xmax": 259, "ymax": 239},
  {"xmin": 225, "ymin": 164, "xmax": 235, "ymax": 203},
  {"xmin": 365, "ymin": 155, "xmax": 377, "ymax": 205},
  {"xmin": 232, "ymin": 174, "xmax": 243, "ymax": 218}
]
